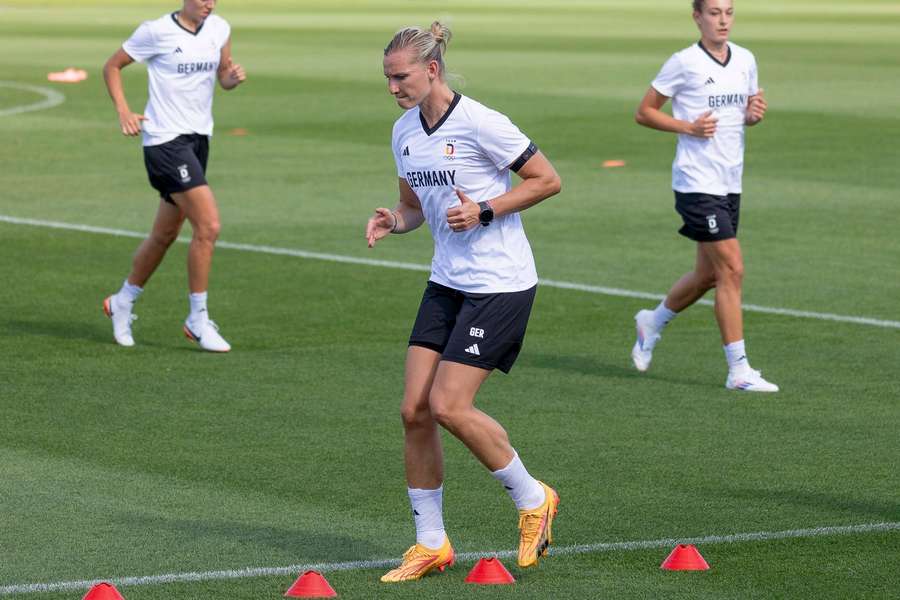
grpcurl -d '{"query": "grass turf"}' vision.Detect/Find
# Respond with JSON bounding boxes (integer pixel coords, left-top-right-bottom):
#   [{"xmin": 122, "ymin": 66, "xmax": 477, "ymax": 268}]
[{"xmin": 1, "ymin": 0, "xmax": 898, "ymax": 598}]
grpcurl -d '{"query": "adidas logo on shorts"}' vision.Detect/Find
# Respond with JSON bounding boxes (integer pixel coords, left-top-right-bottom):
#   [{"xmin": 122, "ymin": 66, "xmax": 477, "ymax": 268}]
[{"xmin": 464, "ymin": 343, "xmax": 480, "ymax": 356}]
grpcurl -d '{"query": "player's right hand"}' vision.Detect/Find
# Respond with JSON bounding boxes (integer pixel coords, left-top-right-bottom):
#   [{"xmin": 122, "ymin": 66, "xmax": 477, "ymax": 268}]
[
  {"xmin": 118, "ymin": 112, "xmax": 147, "ymax": 136},
  {"xmin": 688, "ymin": 111, "xmax": 717, "ymax": 138},
  {"xmin": 366, "ymin": 207, "xmax": 396, "ymax": 248}
]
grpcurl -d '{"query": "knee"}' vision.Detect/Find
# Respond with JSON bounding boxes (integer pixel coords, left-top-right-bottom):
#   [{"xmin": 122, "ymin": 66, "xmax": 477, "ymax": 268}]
[
  {"xmin": 400, "ymin": 400, "xmax": 433, "ymax": 431},
  {"xmin": 150, "ymin": 227, "xmax": 180, "ymax": 248},
  {"xmin": 194, "ymin": 219, "xmax": 221, "ymax": 244},
  {"xmin": 715, "ymin": 263, "xmax": 744, "ymax": 288},
  {"xmin": 428, "ymin": 389, "xmax": 454, "ymax": 430}
]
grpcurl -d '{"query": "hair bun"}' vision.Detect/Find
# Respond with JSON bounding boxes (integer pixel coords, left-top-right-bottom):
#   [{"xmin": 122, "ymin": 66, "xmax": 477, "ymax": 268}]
[{"xmin": 430, "ymin": 21, "xmax": 451, "ymax": 46}]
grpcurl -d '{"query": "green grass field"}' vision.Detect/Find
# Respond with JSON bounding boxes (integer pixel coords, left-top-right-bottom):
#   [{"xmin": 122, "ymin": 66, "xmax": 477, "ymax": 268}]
[{"xmin": 1, "ymin": 1, "xmax": 899, "ymax": 598}]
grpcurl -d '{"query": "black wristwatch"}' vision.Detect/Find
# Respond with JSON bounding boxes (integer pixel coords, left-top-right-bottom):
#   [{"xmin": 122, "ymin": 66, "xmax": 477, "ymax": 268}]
[{"xmin": 478, "ymin": 201, "xmax": 494, "ymax": 226}]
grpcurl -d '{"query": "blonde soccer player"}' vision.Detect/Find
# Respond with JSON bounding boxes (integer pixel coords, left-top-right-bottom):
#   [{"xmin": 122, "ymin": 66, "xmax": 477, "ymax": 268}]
[
  {"xmin": 631, "ymin": 0, "xmax": 777, "ymax": 392},
  {"xmin": 101, "ymin": 0, "xmax": 245, "ymax": 352},
  {"xmin": 366, "ymin": 22, "xmax": 563, "ymax": 582}
]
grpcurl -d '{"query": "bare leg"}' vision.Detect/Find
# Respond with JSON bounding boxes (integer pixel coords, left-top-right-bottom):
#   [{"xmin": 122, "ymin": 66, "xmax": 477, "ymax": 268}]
[
  {"xmin": 127, "ymin": 199, "xmax": 185, "ymax": 287},
  {"xmin": 170, "ymin": 185, "xmax": 220, "ymax": 293},
  {"xmin": 699, "ymin": 238, "xmax": 745, "ymax": 344},
  {"xmin": 662, "ymin": 244, "xmax": 717, "ymax": 313},
  {"xmin": 428, "ymin": 361, "xmax": 513, "ymax": 471},
  {"xmin": 401, "ymin": 346, "xmax": 444, "ymax": 489}
]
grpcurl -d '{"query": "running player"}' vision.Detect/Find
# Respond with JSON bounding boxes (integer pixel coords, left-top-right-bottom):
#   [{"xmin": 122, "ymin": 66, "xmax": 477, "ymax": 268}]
[
  {"xmin": 631, "ymin": 0, "xmax": 777, "ymax": 392},
  {"xmin": 367, "ymin": 22, "xmax": 562, "ymax": 582},
  {"xmin": 101, "ymin": 0, "xmax": 245, "ymax": 352}
]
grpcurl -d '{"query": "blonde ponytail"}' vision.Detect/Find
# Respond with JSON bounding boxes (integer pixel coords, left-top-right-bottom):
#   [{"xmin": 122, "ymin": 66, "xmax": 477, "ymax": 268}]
[{"xmin": 384, "ymin": 21, "xmax": 452, "ymax": 76}]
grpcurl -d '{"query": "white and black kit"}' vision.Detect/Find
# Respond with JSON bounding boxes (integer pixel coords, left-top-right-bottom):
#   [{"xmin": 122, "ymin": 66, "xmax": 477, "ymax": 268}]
[
  {"xmin": 122, "ymin": 12, "xmax": 231, "ymax": 201},
  {"xmin": 651, "ymin": 41, "xmax": 759, "ymax": 241},
  {"xmin": 393, "ymin": 92, "xmax": 540, "ymax": 372}
]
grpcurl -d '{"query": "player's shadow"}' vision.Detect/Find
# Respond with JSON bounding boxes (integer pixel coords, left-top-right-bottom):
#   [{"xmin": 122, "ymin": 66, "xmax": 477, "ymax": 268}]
[
  {"xmin": 3, "ymin": 318, "xmax": 110, "ymax": 345},
  {"xmin": 3, "ymin": 318, "xmax": 179, "ymax": 349},
  {"xmin": 519, "ymin": 352, "xmax": 719, "ymax": 390},
  {"xmin": 723, "ymin": 487, "xmax": 900, "ymax": 522},
  {"xmin": 117, "ymin": 514, "xmax": 385, "ymax": 562}
]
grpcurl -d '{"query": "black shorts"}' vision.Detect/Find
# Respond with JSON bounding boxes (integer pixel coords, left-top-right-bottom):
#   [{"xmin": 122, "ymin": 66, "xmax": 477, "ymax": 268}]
[
  {"xmin": 408, "ymin": 281, "xmax": 537, "ymax": 374},
  {"xmin": 674, "ymin": 191, "xmax": 741, "ymax": 242},
  {"xmin": 143, "ymin": 134, "xmax": 209, "ymax": 204}
]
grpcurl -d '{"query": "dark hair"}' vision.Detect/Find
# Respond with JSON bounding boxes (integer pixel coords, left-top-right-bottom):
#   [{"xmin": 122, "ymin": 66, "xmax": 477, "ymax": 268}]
[{"xmin": 692, "ymin": 0, "xmax": 704, "ymax": 11}]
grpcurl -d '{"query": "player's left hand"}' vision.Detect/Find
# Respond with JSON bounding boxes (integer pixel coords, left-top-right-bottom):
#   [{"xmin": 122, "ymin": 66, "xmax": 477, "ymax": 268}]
[
  {"xmin": 446, "ymin": 189, "xmax": 480, "ymax": 232},
  {"xmin": 222, "ymin": 59, "xmax": 246, "ymax": 88},
  {"xmin": 746, "ymin": 87, "xmax": 767, "ymax": 125}
]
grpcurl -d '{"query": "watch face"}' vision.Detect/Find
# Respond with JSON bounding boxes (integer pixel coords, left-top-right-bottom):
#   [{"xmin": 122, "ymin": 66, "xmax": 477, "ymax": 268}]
[{"xmin": 479, "ymin": 201, "xmax": 494, "ymax": 224}]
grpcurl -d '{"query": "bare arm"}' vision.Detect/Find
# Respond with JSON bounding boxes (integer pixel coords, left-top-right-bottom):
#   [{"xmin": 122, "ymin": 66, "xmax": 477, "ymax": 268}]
[
  {"xmin": 366, "ymin": 179, "xmax": 425, "ymax": 247},
  {"xmin": 103, "ymin": 48, "xmax": 146, "ymax": 136},
  {"xmin": 745, "ymin": 87, "xmax": 767, "ymax": 126},
  {"xmin": 635, "ymin": 86, "xmax": 717, "ymax": 139},
  {"xmin": 490, "ymin": 151, "xmax": 561, "ymax": 217},
  {"xmin": 446, "ymin": 150, "xmax": 562, "ymax": 232},
  {"xmin": 217, "ymin": 38, "xmax": 246, "ymax": 90}
]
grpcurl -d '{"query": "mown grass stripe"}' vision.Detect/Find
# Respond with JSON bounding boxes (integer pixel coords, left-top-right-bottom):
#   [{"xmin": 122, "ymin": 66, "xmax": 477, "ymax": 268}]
[
  {"xmin": 2, "ymin": 521, "xmax": 897, "ymax": 595},
  {"xmin": 2, "ymin": 214, "xmax": 899, "ymax": 330}
]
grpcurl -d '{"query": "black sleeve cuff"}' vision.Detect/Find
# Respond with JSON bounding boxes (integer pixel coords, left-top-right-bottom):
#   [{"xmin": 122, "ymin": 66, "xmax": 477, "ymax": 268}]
[{"xmin": 510, "ymin": 141, "xmax": 538, "ymax": 173}]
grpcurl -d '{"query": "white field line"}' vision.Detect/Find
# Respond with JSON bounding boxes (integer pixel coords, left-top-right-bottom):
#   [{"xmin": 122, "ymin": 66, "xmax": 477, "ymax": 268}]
[
  {"xmin": 0, "ymin": 82, "xmax": 65, "ymax": 117},
  {"xmin": 1, "ymin": 521, "xmax": 898, "ymax": 595},
  {"xmin": 2, "ymin": 214, "xmax": 899, "ymax": 330}
]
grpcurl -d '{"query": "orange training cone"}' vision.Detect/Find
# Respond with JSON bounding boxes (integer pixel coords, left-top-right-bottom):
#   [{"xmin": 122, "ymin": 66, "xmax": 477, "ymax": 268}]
[
  {"xmin": 284, "ymin": 570, "xmax": 337, "ymax": 598},
  {"xmin": 660, "ymin": 544, "xmax": 710, "ymax": 570},
  {"xmin": 82, "ymin": 582, "xmax": 125, "ymax": 600},
  {"xmin": 464, "ymin": 557, "xmax": 516, "ymax": 584}
]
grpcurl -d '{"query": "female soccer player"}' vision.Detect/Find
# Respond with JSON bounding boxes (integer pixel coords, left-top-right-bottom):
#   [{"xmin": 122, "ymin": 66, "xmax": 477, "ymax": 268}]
[
  {"xmin": 366, "ymin": 22, "xmax": 562, "ymax": 582},
  {"xmin": 101, "ymin": 0, "xmax": 245, "ymax": 352},
  {"xmin": 631, "ymin": 0, "xmax": 777, "ymax": 392}
]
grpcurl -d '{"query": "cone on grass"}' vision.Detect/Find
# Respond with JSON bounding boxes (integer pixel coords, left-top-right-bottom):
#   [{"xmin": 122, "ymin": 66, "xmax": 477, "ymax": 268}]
[
  {"xmin": 660, "ymin": 544, "xmax": 710, "ymax": 570},
  {"xmin": 82, "ymin": 582, "xmax": 125, "ymax": 600},
  {"xmin": 464, "ymin": 557, "xmax": 516, "ymax": 584},
  {"xmin": 284, "ymin": 570, "xmax": 337, "ymax": 598}
]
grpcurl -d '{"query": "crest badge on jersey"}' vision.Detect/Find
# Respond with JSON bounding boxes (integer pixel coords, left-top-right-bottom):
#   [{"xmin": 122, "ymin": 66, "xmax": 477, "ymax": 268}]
[{"xmin": 443, "ymin": 138, "xmax": 457, "ymax": 160}]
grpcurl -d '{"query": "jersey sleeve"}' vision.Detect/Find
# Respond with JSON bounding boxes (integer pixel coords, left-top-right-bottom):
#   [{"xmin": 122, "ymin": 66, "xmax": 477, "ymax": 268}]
[
  {"xmin": 214, "ymin": 16, "xmax": 232, "ymax": 49},
  {"xmin": 651, "ymin": 53, "xmax": 684, "ymax": 98},
  {"xmin": 121, "ymin": 21, "xmax": 158, "ymax": 63},
  {"xmin": 748, "ymin": 54, "xmax": 759, "ymax": 96},
  {"xmin": 476, "ymin": 110, "xmax": 531, "ymax": 171},
  {"xmin": 391, "ymin": 124, "xmax": 404, "ymax": 178}
]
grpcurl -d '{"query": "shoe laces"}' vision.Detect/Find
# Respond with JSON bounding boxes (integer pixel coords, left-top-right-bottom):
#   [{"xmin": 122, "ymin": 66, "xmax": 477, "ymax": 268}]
[
  {"xmin": 518, "ymin": 509, "xmax": 545, "ymax": 545},
  {"xmin": 400, "ymin": 544, "xmax": 431, "ymax": 564},
  {"xmin": 207, "ymin": 319, "xmax": 219, "ymax": 332}
]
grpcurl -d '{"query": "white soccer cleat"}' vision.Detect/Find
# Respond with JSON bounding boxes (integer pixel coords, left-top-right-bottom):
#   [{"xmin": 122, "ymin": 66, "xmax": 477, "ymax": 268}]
[
  {"xmin": 103, "ymin": 295, "xmax": 136, "ymax": 347},
  {"xmin": 183, "ymin": 318, "xmax": 231, "ymax": 353},
  {"xmin": 631, "ymin": 309, "xmax": 661, "ymax": 372},
  {"xmin": 726, "ymin": 368, "xmax": 779, "ymax": 393}
]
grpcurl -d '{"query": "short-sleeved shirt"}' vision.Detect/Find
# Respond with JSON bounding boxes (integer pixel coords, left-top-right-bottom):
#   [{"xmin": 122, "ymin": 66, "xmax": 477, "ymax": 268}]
[
  {"xmin": 651, "ymin": 41, "xmax": 759, "ymax": 195},
  {"xmin": 122, "ymin": 13, "xmax": 230, "ymax": 146},
  {"xmin": 391, "ymin": 93, "xmax": 537, "ymax": 294}
]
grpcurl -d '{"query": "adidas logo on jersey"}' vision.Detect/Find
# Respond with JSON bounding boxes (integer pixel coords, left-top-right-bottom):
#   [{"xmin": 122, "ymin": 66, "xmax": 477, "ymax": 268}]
[
  {"xmin": 174, "ymin": 47, "xmax": 183, "ymax": 54},
  {"xmin": 402, "ymin": 146, "xmax": 410, "ymax": 156},
  {"xmin": 705, "ymin": 77, "xmax": 715, "ymax": 85},
  {"xmin": 464, "ymin": 344, "xmax": 480, "ymax": 356}
]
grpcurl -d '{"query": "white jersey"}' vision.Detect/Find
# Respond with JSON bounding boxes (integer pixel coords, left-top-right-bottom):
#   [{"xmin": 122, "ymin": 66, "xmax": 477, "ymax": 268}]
[
  {"xmin": 652, "ymin": 41, "xmax": 759, "ymax": 195},
  {"xmin": 122, "ymin": 13, "xmax": 230, "ymax": 146},
  {"xmin": 392, "ymin": 93, "xmax": 537, "ymax": 294}
]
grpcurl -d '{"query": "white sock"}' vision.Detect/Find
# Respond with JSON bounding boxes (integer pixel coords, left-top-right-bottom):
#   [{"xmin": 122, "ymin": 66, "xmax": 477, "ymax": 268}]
[
  {"xmin": 651, "ymin": 300, "xmax": 678, "ymax": 331},
  {"xmin": 491, "ymin": 451, "xmax": 545, "ymax": 511},
  {"xmin": 408, "ymin": 486, "xmax": 445, "ymax": 549},
  {"xmin": 724, "ymin": 340, "xmax": 750, "ymax": 373},
  {"xmin": 188, "ymin": 291, "xmax": 208, "ymax": 324},
  {"xmin": 115, "ymin": 280, "xmax": 143, "ymax": 307}
]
